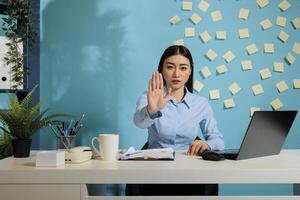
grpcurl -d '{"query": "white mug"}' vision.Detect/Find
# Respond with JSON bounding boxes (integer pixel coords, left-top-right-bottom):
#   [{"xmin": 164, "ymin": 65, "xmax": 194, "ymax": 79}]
[{"xmin": 91, "ymin": 134, "xmax": 119, "ymax": 161}]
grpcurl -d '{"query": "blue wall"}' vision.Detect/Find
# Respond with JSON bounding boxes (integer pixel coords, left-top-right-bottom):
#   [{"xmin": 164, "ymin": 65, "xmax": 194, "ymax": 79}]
[{"xmin": 40, "ymin": 0, "xmax": 299, "ymax": 195}]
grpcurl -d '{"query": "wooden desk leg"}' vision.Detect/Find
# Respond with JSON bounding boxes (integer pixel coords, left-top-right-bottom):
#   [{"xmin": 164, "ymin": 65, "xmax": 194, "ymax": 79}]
[{"xmin": 294, "ymin": 184, "xmax": 300, "ymax": 195}]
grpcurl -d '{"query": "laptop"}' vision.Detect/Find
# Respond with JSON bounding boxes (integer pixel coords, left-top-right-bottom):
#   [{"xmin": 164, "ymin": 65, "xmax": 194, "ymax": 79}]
[{"xmin": 216, "ymin": 111, "xmax": 297, "ymax": 160}]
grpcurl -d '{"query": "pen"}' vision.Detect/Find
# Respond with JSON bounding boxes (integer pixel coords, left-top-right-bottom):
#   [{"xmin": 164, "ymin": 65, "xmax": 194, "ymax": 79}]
[
  {"xmin": 67, "ymin": 119, "xmax": 73, "ymax": 135},
  {"xmin": 74, "ymin": 124, "xmax": 83, "ymax": 134},
  {"xmin": 57, "ymin": 126, "xmax": 65, "ymax": 136},
  {"xmin": 74, "ymin": 114, "xmax": 85, "ymax": 129},
  {"xmin": 49, "ymin": 124, "xmax": 60, "ymax": 138}
]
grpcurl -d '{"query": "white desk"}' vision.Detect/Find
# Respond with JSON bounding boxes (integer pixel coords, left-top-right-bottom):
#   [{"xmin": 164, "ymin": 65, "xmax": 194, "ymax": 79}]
[{"xmin": 1, "ymin": 150, "xmax": 300, "ymax": 200}]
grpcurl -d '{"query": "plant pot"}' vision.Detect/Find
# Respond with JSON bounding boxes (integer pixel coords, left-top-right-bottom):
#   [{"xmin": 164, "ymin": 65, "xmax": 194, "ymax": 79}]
[{"xmin": 12, "ymin": 139, "xmax": 32, "ymax": 158}]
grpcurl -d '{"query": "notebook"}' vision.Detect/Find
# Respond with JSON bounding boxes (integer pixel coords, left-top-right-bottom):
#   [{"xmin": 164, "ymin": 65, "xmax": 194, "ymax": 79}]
[
  {"xmin": 216, "ymin": 111, "xmax": 297, "ymax": 160},
  {"xmin": 119, "ymin": 147, "xmax": 175, "ymax": 160}
]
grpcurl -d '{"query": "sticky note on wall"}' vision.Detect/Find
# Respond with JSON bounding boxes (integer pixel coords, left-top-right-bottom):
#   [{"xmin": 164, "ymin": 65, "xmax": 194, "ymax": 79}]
[
  {"xmin": 185, "ymin": 27, "xmax": 195, "ymax": 37},
  {"xmin": 229, "ymin": 82, "xmax": 241, "ymax": 95},
  {"xmin": 201, "ymin": 66, "xmax": 212, "ymax": 78},
  {"xmin": 285, "ymin": 53, "xmax": 295, "ymax": 65},
  {"xmin": 198, "ymin": 0, "xmax": 209, "ymax": 12},
  {"xmin": 174, "ymin": 39, "xmax": 184, "ymax": 46},
  {"xmin": 276, "ymin": 80, "xmax": 288, "ymax": 93},
  {"xmin": 273, "ymin": 62, "xmax": 284, "ymax": 72},
  {"xmin": 277, "ymin": 30, "xmax": 289, "ymax": 43},
  {"xmin": 193, "ymin": 80, "xmax": 204, "ymax": 92},
  {"xmin": 200, "ymin": 31, "xmax": 212, "ymax": 43},
  {"xmin": 169, "ymin": 15, "xmax": 181, "ymax": 25},
  {"xmin": 292, "ymin": 43, "xmax": 300, "ymax": 55},
  {"xmin": 260, "ymin": 68, "xmax": 272, "ymax": 79},
  {"xmin": 216, "ymin": 64, "xmax": 228, "ymax": 74},
  {"xmin": 292, "ymin": 17, "xmax": 300, "ymax": 29},
  {"xmin": 276, "ymin": 16, "xmax": 286, "ymax": 27},
  {"xmin": 239, "ymin": 8, "xmax": 250, "ymax": 20},
  {"xmin": 260, "ymin": 19, "xmax": 273, "ymax": 30},
  {"xmin": 209, "ymin": 89, "xmax": 220, "ymax": 100},
  {"xmin": 223, "ymin": 51, "xmax": 236, "ymax": 63},
  {"xmin": 246, "ymin": 43, "xmax": 258, "ymax": 55},
  {"xmin": 293, "ymin": 79, "xmax": 300, "ymax": 89},
  {"xmin": 182, "ymin": 1, "xmax": 193, "ymax": 11},
  {"xmin": 239, "ymin": 28, "xmax": 249, "ymax": 39},
  {"xmin": 264, "ymin": 43, "xmax": 275, "ymax": 54},
  {"xmin": 270, "ymin": 98, "xmax": 283, "ymax": 110},
  {"xmin": 252, "ymin": 84, "xmax": 264, "ymax": 95},
  {"xmin": 241, "ymin": 60, "xmax": 253, "ymax": 70},
  {"xmin": 250, "ymin": 107, "xmax": 261, "ymax": 117},
  {"xmin": 190, "ymin": 13, "xmax": 202, "ymax": 24},
  {"xmin": 211, "ymin": 10, "xmax": 222, "ymax": 22},
  {"xmin": 206, "ymin": 49, "xmax": 217, "ymax": 61},
  {"xmin": 216, "ymin": 31, "xmax": 226, "ymax": 40},
  {"xmin": 224, "ymin": 98, "xmax": 235, "ymax": 109},
  {"xmin": 257, "ymin": 0, "xmax": 269, "ymax": 8},
  {"xmin": 278, "ymin": 0, "xmax": 291, "ymax": 11}
]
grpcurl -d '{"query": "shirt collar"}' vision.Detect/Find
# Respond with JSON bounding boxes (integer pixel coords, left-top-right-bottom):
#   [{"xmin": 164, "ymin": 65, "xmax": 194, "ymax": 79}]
[{"xmin": 164, "ymin": 86, "xmax": 191, "ymax": 109}]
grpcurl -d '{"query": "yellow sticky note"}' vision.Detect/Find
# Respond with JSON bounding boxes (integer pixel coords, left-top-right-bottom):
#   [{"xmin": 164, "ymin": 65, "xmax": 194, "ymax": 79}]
[
  {"xmin": 276, "ymin": 16, "xmax": 286, "ymax": 27},
  {"xmin": 209, "ymin": 89, "xmax": 220, "ymax": 100},
  {"xmin": 206, "ymin": 49, "xmax": 217, "ymax": 61},
  {"xmin": 190, "ymin": 13, "xmax": 201, "ymax": 25},
  {"xmin": 198, "ymin": 0, "xmax": 210, "ymax": 12},
  {"xmin": 292, "ymin": 43, "xmax": 300, "ymax": 55},
  {"xmin": 285, "ymin": 53, "xmax": 295, "ymax": 65},
  {"xmin": 276, "ymin": 80, "xmax": 288, "ymax": 93},
  {"xmin": 260, "ymin": 19, "xmax": 272, "ymax": 30},
  {"xmin": 246, "ymin": 43, "xmax": 258, "ymax": 55},
  {"xmin": 241, "ymin": 60, "xmax": 252, "ymax": 70},
  {"xmin": 224, "ymin": 98, "xmax": 235, "ymax": 109},
  {"xmin": 200, "ymin": 31, "xmax": 211, "ymax": 43},
  {"xmin": 223, "ymin": 51, "xmax": 236, "ymax": 63},
  {"xmin": 260, "ymin": 68, "xmax": 272, "ymax": 80},
  {"xmin": 239, "ymin": 28, "xmax": 249, "ymax": 39},
  {"xmin": 257, "ymin": 0, "xmax": 269, "ymax": 8},
  {"xmin": 193, "ymin": 80, "xmax": 204, "ymax": 92},
  {"xmin": 264, "ymin": 43, "xmax": 274, "ymax": 54},
  {"xmin": 250, "ymin": 107, "xmax": 261, "ymax": 117},
  {"xmin": 293, "ymin": 79, "xmax": 300, "ymax": 89},
  {"xmin": 173, "ymin": 39, "xmax": 184, "ymax": 46},
  {"xmin": 182, "ymin": 1, "xmax": 193, "ymax": 11},
  {"xmin": 252, "ymin": 84, "xmax": 264, "ymax": 95},
  {"xmin": 185, "ymin": 27, "xmax": 195, "ymax": 38},
  {"xmin": 277, "ymin": 30, "xmax": 289, "ymax": 43},
  {"xmin": 201, "ymin": 66, "xmax": 211, "ymax": 78},
  {"xmin": 292, "ymin": 17, "xmax": 300, "ymax": 29},
  {"xmin": 169, "ymin": 15, "xmax": 181, "ymax": 25},
  {"xmin": 216, "ymin": 31, "xmax": 226, "ymax": 40},
  {"xmin": 211, "ymin": 10, "xmax": 222, "ymax": 22},
  {"xmin": 278, "ymin": 0, "xmax": 291, "ymax": 11},
  {"xmin": 239, "ymin": 8, "xmax": 250, "ymax": 20},
  {"xmin": 270, "ymin": 98, "xmax": 283, "ymax": 110},
  {"xmin": 216, "ymin": 64, "xmax": 228, "ymax": 74},
  {"xmin": 273, "ymin": 62, "xmax": 284, "ymax": 73},
  {"xmin": 229, "ymin": 82, "xmax": 241, "ymax": 95}
]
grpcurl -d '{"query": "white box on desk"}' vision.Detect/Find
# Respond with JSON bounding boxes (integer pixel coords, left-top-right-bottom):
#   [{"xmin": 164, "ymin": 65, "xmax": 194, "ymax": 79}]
[{"xmin": 36, "ymin": 150, "xmax": 65, "ymax": 167}]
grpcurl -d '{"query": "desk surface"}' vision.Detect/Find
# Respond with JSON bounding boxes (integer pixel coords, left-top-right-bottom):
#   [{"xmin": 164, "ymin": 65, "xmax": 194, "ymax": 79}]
[{"xmin": 1, "ymin": 150, "xmax": 300, "ymax": 184}]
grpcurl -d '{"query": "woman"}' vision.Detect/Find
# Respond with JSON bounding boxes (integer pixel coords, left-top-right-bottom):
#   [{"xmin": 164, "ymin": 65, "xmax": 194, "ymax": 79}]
[{"xmin": 128, "ymin": 45, "xmax": 225, "ymax": 196}]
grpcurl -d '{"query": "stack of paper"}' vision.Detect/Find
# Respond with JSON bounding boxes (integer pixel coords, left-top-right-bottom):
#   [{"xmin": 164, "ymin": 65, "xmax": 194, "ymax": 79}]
[{"xmin": 120, "ymin": 147, "xmax": 175, "ymax": 160}]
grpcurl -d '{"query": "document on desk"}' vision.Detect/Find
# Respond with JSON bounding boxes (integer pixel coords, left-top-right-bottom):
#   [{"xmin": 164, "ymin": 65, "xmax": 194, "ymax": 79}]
[{"xmin": 119, "ymin": 147, "xmax": 175, "ymax": 160}]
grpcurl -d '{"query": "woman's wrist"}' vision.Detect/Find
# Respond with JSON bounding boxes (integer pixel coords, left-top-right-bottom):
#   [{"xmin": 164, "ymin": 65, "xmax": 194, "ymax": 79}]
[{"xmin": 147, "ymin": 106, "xmax": 157, "ymax": 115}]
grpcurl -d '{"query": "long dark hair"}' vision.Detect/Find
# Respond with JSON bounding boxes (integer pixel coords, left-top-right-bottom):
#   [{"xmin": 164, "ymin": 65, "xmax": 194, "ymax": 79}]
[{"xmin": 157, "ymin": 45, "xmax": 194, "ymax": 93}]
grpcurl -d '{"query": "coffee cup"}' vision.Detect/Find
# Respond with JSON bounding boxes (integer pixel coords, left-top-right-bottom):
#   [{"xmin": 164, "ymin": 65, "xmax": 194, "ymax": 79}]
[{"xmin": 91, "ymin": 134, "xmax": 119, "ymax": 161}]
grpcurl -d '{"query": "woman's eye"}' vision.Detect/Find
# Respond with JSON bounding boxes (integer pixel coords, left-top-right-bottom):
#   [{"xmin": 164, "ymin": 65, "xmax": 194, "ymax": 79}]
[
  {"xmin": 180, "ymin": 66, "xmax": 187, "ymax": 70},
  {"xmin": 166, "ymin": 65, "xmax": 173, "ymax": 69}
]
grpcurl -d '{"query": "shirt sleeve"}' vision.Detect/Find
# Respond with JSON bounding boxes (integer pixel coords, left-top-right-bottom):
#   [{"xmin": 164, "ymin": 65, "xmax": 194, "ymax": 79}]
[
  {"xmin": 133, "ymin": 92, "xmax": 162, "ymax": 129},
  {"xmin": 199, "ymin": 100, "xmax": 225, "ymax": 151}
]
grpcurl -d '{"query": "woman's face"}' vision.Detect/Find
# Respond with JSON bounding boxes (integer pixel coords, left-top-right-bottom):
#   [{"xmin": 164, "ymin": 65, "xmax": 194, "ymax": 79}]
[{"xmin": 162, "ymin": 54, "xmax": 191, "ymax": 91}]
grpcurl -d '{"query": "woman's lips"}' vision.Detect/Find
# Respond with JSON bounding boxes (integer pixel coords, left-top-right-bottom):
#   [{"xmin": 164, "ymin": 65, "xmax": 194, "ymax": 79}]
[{"xmin": 172, "ymin": 80, "xmax": 181, "ymax": 84}]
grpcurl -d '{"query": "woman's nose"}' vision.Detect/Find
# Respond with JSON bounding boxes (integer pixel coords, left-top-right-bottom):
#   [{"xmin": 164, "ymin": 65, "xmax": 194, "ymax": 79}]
[{"xmin": 173, "ymin": 68, "xmax": 179, "ymax": 77}]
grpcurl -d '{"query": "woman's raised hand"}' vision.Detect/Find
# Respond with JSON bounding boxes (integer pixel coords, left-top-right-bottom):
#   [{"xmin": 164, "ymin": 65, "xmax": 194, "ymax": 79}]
[{"xmin": 147, "ymin": 71, "xmax": 172, "ymax": 115}]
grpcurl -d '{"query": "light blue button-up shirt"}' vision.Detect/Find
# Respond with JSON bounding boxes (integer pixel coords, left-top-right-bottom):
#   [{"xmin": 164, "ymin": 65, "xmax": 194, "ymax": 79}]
[{"xmin": 133, "ymin": 88, "xmax": 225, "ymax": 151}]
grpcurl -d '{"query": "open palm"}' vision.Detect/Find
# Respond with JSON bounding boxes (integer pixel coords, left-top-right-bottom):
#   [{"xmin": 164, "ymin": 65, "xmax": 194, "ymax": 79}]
[{"xmin": 147, "ymin": 71, "xmax": 171, "ymax": 114}]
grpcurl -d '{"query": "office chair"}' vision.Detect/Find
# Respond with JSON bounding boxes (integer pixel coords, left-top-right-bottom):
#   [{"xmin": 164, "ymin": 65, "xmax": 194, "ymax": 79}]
[{"xmin": 125, "ymin": 137, "xmax": 219, "ymax": 196}]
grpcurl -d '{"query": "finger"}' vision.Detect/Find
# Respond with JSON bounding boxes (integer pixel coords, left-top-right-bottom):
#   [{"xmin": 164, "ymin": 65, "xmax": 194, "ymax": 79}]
[
  {"xmin": 155, "ymin": 71, "xmax": 159, "ymax": 89},
  {"xmin": 194, "ymin": 145, "xmax": 201, "ymax": 155},
  {"xmin": 148, "ymin": 80, "xmax": 152, "ymax": 92},
  {"xmin": 151, "ymin": 73, "xmax": 155, "ymax": 91},
  {"xmin": 189, "ymin": 143, "xmax": 198, "ymax": 156},
  {"xmin": 159, "ymin": 73, "xmax": 163, "ymax": 90}
]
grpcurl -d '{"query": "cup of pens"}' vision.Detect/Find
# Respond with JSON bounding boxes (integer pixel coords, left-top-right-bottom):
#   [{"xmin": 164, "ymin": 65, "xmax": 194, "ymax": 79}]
[{"xmin": 50, "ymin": 114, "xmax": 85, "ymax": 150}]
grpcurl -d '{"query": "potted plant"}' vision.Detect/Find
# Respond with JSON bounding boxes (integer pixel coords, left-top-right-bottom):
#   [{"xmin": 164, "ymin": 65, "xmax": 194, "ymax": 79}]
[{"xmin": 0, "ymin": 85, "xmax": 68, "ymax": 157}]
